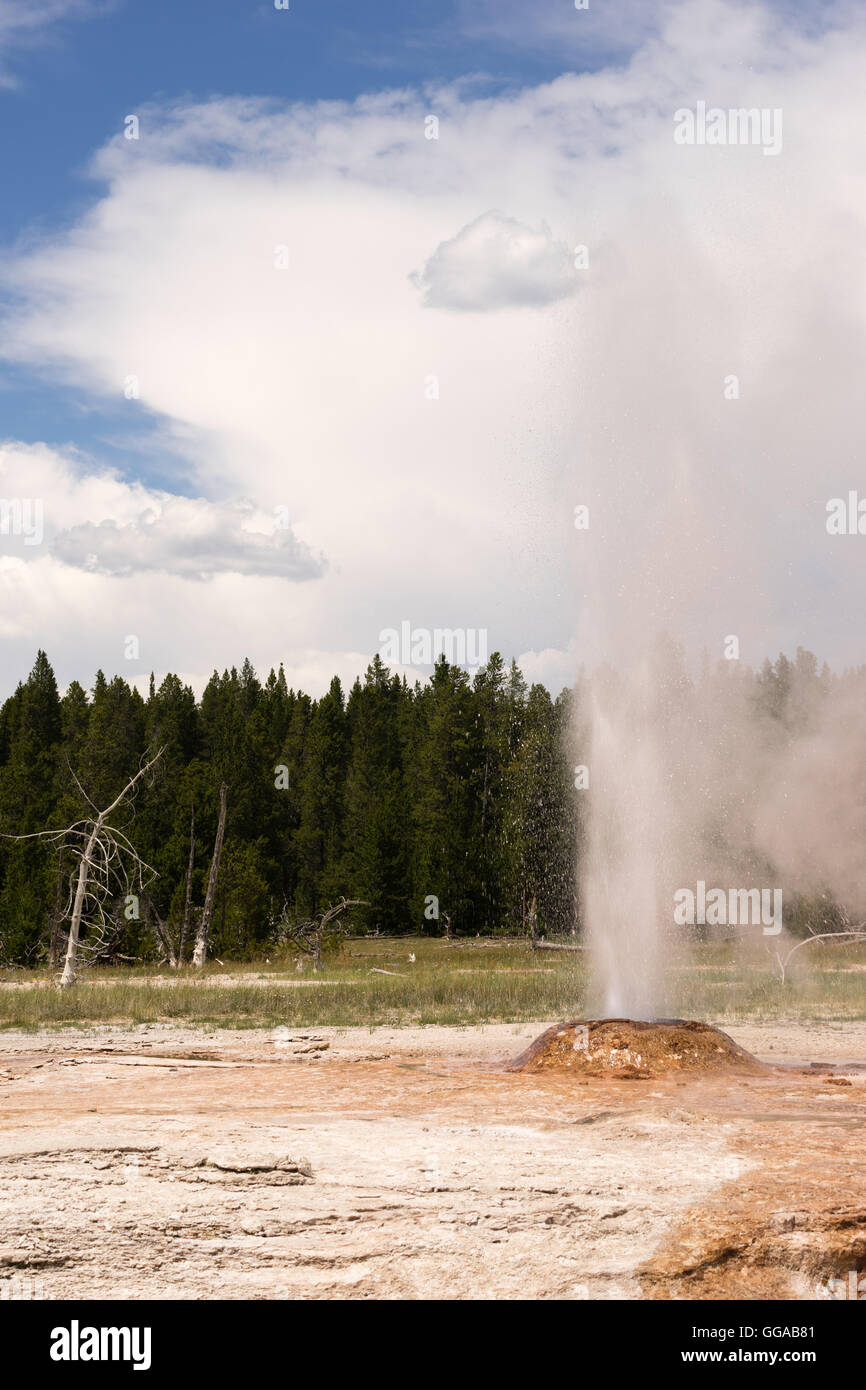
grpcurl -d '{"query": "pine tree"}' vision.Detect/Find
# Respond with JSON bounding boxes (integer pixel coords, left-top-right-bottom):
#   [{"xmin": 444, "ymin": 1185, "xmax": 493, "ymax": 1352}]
[
  {"xmin": 0, "ymin": 653, "xmax": 63, "ymax": 960},
  {"xmin": 343, "ymin": 658, "xmax": 411, "ymax": 932},
  {"xmin": 410, "ymin": 658, "xmax": 477, "ymax": 933},
  {"xmin": 296, "ymin": 677, "xmax": 349, "ymax": 916},
  {"xmin": 0, "ymin": 647, "xmax": 595, "ymax": 960}
]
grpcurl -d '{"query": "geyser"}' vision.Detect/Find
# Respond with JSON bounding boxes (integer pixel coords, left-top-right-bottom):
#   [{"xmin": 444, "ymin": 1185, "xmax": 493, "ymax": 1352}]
[
  {"xmin": 580, "ymin": 653, "xmax": 681, "ymax": 1020},
  {"xmin": 510, "ymin": 1018, "xmax": 763, "ymax": 1077}
]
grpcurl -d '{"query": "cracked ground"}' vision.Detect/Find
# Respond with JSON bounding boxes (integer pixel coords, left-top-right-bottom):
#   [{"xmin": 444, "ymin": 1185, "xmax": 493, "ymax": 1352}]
[{"xmin": 0, "ymin": 1020, "xmax": 864, "ymax": 1299}]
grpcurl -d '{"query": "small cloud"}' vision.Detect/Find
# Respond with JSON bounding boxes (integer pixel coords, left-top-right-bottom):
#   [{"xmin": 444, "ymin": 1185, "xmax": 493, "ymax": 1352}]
[
  {"xmin": 0, "ymin": 0, "xmax": 108, "ymax": 89},
  {"xmin": 455, "ymin": 0, "xmax": 660, "ymax": 60},
  {"xmin": 411, "ymin": 211, "xmax": 578, "ymax": 312},
  {"xmin": 51, "ymin": 496, "xmax": 325, "ymax": 581},
  {"xmin": 518, "ymin": 643, "xmax": 580, "ymax": 692}
]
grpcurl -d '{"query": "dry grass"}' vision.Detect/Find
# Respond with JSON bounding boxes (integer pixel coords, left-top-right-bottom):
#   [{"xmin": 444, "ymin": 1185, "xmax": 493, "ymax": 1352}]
[{"xmin": 0, "ymin": 936, "xmax": 863, "ymax": 1029}]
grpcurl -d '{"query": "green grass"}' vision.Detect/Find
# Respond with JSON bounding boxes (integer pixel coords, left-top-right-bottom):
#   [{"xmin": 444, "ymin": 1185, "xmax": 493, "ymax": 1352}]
[{"xmin": 0, "ymin": 937, "xmax": 864, "ymax": 1030}]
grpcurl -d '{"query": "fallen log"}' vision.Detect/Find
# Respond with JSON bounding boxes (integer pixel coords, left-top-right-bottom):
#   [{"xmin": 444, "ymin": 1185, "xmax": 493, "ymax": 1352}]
[{"xmin": 531, "ymin": 941, "xmax": 584, "ymax": 953}]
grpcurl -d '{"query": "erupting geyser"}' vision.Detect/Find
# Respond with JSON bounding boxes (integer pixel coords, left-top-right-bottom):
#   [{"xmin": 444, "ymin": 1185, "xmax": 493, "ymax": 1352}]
[
  {"xmin": 582, "ymin": 663, "xmax": 671, "ymax": 1019},
  {"xmin": 510, "ymin": 1018, "xmax": 763, "ymax": 1077}
]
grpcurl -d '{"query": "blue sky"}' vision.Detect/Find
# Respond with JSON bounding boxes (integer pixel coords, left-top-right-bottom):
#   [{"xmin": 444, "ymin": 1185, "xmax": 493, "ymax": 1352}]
[
  {"xmin": 1, "ymin": 0, "xmax": 621, "ymax": 241},
  {"xmin": 0, "ymin": 0, "xmax": 831, "ymax": 471},
  {"xmin": 0, "ymin": 0, "xmax": 632, "ymax": 472},
  {"xmin": 0, "ymin": 0, "xmax": 863, "ymax": 698}
]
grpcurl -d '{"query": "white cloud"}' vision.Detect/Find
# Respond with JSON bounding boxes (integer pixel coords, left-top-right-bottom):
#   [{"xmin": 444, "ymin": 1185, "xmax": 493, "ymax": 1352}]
[
  {"xmin": 455, "ymin": 0, "xmax": 661, "ymax": 59},
  {"xmin": 0, "ymin": 444, "xmax": 321, "ymax": 581},
  {"xmin": 517, "ymin": 644, "xmax": 582, "ymax": 693},
  {"xmin": 411, "ymin": 211, "xmax": 578, "ymax": 311},
  {"xmin": 52, "ymin": 497, "xmax": 325, "ymax": 580},
  {"xmin": 0, "ymin": 0, "xmax": 106, "ymax": 87},
  {"xmin": 2, "ymin": 0, "xmax": 866, "ymax": 694}
]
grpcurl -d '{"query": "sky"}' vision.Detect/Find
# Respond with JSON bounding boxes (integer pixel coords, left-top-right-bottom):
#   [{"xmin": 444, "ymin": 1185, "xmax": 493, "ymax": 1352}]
[{"xmin": 0, "ymin": 0, "xmax": 864, "ymax": 700}]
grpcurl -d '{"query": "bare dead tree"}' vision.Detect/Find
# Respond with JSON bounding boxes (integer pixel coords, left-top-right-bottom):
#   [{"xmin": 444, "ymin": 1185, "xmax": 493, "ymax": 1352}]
[
  {"xmin": 144, "ymin": 788, "xmax": 223, "ymax": 971},
  {"xmin": 178, "ymin": 798, "xmax": 196, "ymax": 966},
  {"xmin": 528, "ymin": 894, "xmax": 539, "ymax": 950},
  {"xmin": 273, "ymin": 897, "xmax": 369, "ymax": 972},
  {"xmin": 4, "ymin": 748, "xmax": 164, "ymax": 988},
  {"xmin": 147, "ymin": 897, "xmax": 178, "ymax": 969},
  {"xmin": 47, "ymin": 850, "xmax": 66, "ymax": 970},
  {"xmin": 192, "ymin": 782, "xmax": 227, "ymax": 968},
  {"xmin": 770, "ymin": 920, "xmax": 866, "ymax": 985}
]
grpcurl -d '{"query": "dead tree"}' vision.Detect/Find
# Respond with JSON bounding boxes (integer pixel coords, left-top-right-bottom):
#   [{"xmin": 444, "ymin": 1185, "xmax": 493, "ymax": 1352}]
[
  {"xmin": 528, "ymin": 894, "xmax": 539, "ymax": 950},
  {"xmin": 147, "ymin": 897, "xmax": 178, "ymax": 969},
  {"xmin": 4, "ymin": 748, "xmax": 164, "ymax": 988},
  {"xmin": 192, "ymin": 782, "xmax": 227, "ymax": 968},
  {"xmin": 274, "ymin": 897, "xmax": 368, "ymax": 972},
  {"xmin": 178, "ymin": 799, "xmax": 196, "ymax": 965},
  {"xmin": 770, "ymin": 922, "xmax": 866, "ymax": 985},
  {"xmin": 145, "ymin": 789, "xmax": 224, "ymax": 971},
  {"xmin": 47, "ymin": 851, "xmax": 66, "ymax": 970}
]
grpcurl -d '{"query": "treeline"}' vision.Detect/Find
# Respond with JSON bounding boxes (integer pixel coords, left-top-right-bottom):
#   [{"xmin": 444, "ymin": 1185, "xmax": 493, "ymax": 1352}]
[
  {"xmin": 0, "ymin": 644, "xmax": 854, "ymax": 966},
  {"xmin": 0, "ymin": 652, "xmax": 580, "ymax": 963}
]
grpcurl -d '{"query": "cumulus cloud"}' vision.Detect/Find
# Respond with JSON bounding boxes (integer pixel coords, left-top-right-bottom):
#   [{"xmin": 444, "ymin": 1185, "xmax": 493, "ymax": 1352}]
[
  {"xmin": 0, "ymin": 442, "xmax": 342, "ymax": 692},
  {"xmin": 2, "ymin": 0, "xmax": 866, "ymax": 695},
  {"xmin": 411, "ymin": 211, "xmax": 578, "ymax": 312},
  {"xmin": 52, "ymin": 497, "xmax": 325, "ymax": 581},
  {"xmin": 0, "ymin": 445, "xmax": 321, "ymax": 582},
  {"xmin": 517, "ymin": 643, "xmax": 582, "ymax": 693}
]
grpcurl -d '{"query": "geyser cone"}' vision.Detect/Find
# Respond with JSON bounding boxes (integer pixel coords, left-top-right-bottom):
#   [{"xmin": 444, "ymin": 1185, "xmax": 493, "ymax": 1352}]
[{"xmin": 510, "ymin": 1018, "xmax": 764, "ymax": 1077}]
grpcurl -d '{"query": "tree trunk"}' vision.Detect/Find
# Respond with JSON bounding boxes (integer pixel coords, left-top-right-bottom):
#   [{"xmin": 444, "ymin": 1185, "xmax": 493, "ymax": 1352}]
[
  {"xmin": 147, "ymin": 897, "xmax": 178, "ymax": 970},
  {"xmin": 60, "ymin": 820, "xmax": 101, "ymax": 988},
  {"xmin": 17, "ymin": 747, "xmax": 164, "ymax": 990},
  {"xmin": 178, "ymin": 800, "xmax": 195, "ymax": 966},
  {"xmin": 48, "ymin": 852, "xmax": 65, "ymax": 971},
  {"xmin": 528, "ymin": 894, "xmax": 539, "ymax": 951},
  {"xmin": 480, "ymin": 755, "xmax": 490, "ymax": 836},
  {"xmin": 193, "ymin": 783, "xmax": 227, "ymax": 968}
]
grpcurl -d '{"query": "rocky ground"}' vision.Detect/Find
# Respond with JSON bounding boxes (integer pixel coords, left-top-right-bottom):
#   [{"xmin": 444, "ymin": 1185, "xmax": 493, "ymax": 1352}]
[{"xmin": 0, "ymin": 1019, "xmax": 863, "ymax": 1300}]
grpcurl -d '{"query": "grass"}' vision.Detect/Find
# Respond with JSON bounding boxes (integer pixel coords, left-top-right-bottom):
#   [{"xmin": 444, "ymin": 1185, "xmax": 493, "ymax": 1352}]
[{"xmin": 0, "ymin": 937, "xmax": 864, "ymax": 1030}]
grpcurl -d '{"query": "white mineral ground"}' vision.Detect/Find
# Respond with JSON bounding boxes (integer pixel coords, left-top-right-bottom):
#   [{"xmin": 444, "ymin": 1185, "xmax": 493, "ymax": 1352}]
[{"xmin": 0, "ymin": 1019, "xmax": 864, "ymax": 1300}]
